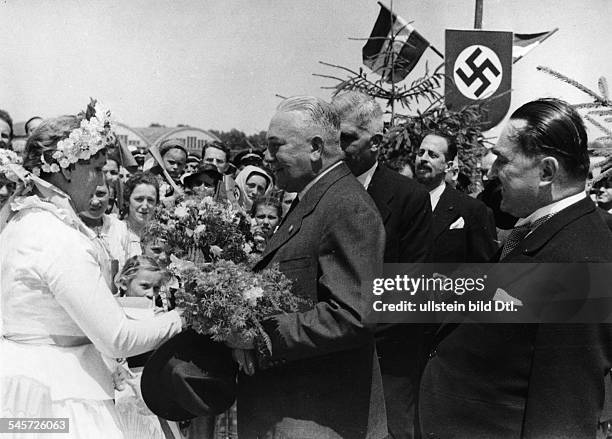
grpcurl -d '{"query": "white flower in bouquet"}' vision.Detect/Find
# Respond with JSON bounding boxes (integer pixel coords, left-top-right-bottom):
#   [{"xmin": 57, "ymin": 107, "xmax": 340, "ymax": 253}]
[
  {"xmin": 243, "ymin": 286, "xmax": 264, "ymax": 306},
  {"xmin": 174, "ymin": 204, "xmax": 190, "ymax": 219},
  {"xmin": 210, "ymin": 245, "xmax": 223, "ymax": 258},
  {"xmin": 194, "ymin": 224, "xmax": 207, "ymax": 236},
  {"xmin": 242, "ymin": 242, "xmax": 253, "ymax": 254}
]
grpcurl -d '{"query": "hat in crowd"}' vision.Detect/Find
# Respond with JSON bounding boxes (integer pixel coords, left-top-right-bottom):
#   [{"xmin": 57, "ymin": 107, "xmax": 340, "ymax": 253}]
[
  {"xmin": 141, "ymin": 329, "xmax": 238, "ymax": 421},
  {"xmin": 187, "ymin": 153, "xmax": 201, "ymax": 165},
  {"xmin": 183, "ymin": 163, "xmax": 223, "ymax": 189},
  {"xmin": 233, "ymin": 150, "xmax": 264, "ymax": 169}
]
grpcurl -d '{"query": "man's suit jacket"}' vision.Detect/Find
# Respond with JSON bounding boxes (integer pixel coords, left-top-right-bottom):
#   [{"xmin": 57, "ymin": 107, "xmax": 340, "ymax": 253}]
[
  {"xmin": 367, "ymin": 164, "xmax": 433, "ymax": 263},
  {"xmin": 430, "ymin": 184, "xmax": 498, "ymax": 263},
  {"xmin": 239, "ymin": 162, "xmax": 387, "ymax": 439},
  {"xmin": 367, "ymin": 165, "xmax": 433, "ymax": 439},
  {"xmin": 419, "ymin": 196, "xmax": 612, "ymax": 439}
]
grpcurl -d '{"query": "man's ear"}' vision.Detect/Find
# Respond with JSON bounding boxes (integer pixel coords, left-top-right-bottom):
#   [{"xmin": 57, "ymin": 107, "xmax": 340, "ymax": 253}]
[
  {"xmin": 370, "ymin": 133, "xmax": 383, "ymax": 152},
  {"xmin": 539, "ymin": 156, "xmax": 559, "ymax": 185},
  {"xmin": 310, "ymin": 136, "xmax": 323, "ymax": 162}
]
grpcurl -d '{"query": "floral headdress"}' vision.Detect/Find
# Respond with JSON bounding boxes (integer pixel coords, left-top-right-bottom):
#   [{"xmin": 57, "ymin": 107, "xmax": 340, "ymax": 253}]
[{"xmin": 37, "ymin": 98, "xmax": 115, "ymax": 174}]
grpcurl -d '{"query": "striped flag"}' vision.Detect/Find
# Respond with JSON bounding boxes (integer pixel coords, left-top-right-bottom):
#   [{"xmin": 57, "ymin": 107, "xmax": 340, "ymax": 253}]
[
  {"xmin": 513, "ymin": 29, "xmax": 558, "ymax": 63},
  {"xmin": 362, "ymin": 2, "xmax": 430, "ymax": 83}
]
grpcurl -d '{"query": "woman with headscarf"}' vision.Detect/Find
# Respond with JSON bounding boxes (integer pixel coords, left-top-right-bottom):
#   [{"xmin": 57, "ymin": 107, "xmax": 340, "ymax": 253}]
[{"xmin": 232, "ymin": 165, "xmax": 273, "ymax": 212}]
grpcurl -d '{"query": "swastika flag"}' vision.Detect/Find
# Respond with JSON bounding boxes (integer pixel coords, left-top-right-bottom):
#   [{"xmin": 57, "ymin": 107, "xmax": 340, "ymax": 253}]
[
  {"xmin": 362, "ymin": 2, "xmax": 430, "ymax": 84},
  {"xmin": 445, "ymin": 30, "xmax": 513, "ymax": 130}
]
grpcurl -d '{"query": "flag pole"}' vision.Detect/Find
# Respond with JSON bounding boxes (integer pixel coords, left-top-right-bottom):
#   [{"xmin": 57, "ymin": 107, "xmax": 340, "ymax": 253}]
[
  {"xmin": 389, "ymin": 0, "xmax": 396, "ymax": 125},
  {"xmin": 474, "ymin": 0, "xmax": 483, "ymax": 29},
  {"xmin": 428, "ymin": 45, "xmax": 444, "ymax": 59}
]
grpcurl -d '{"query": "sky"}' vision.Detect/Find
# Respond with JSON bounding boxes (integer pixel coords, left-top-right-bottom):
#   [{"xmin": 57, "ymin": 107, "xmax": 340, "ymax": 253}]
[{"xmin": 1, "ymin": 0, "xmax": 611, "ymax": 140}]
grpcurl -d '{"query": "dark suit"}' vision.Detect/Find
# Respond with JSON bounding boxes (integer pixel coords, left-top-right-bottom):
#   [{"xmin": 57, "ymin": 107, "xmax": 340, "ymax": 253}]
[
  {"xmin": 239, "ymin": 162, "xmax": 387, "ymax": 439},
  {"xmin": 419, "ymin": 196, "xmax": 612, "ymax": 438},
  {"xmin": 430, "ymin": 184, "xmax": 498, "ymax": 263},
  {"xmin": 367, "ymin": 164, "xmax": 433, "ymax": 439},
  {"xmin": 598, "ymin": 207, "xmax": 612, "ymax": 231},
  {"xmin": 368, "ymin": 164, "xmax": 433, "ymax": 263}
]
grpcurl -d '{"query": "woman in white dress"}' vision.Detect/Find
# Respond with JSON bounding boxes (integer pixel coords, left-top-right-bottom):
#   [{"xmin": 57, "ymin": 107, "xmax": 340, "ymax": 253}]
[{"xmin": 0, "ymin": 109, "xmax": 184, "ymax": 438}]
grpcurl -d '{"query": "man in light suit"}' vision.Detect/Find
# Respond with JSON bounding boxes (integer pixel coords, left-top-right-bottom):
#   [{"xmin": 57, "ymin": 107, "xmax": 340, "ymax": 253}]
[
  {"xmin": 415, "ymin": 132, "xmax": 497, "ymax": 263},
  {"xmin": 232, "ymin": 96, "xmax": 387, "ymax": 439},
  {"xmin": 419, "ymin": 98, "xmax": 612, "ymax": 438},
  {"xmin": 332, "ymin": 91, "xmax": 432, "ymax": 439}
]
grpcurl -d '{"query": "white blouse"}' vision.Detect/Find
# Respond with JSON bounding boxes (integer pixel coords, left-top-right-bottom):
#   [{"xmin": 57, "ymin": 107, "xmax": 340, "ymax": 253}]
[{"xmin": 0, "ymin": 197, "xmax": 182, "ymax": 401}]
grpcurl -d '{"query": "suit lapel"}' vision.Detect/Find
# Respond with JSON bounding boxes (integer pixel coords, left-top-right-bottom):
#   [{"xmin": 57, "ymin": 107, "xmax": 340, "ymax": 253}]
[
  {"xmin": 255, "ymin": 162, "xmax": 351, "ymax": 269},
  {"xmin": 504, "ymin": 196, "xmax": 597, "ymax": 261},
  {"xmin": 367, "ymin": 165, "xmax": 392, "ymax": 225},
  {"xmin": 432, "ymin": 186, "xmax": 458, "ymax": 239}
]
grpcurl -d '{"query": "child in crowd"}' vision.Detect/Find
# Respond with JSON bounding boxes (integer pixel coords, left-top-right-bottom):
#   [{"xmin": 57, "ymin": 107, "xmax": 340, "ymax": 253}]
[
  {"xmin": 250, "ymin": 195, "xmax": 282, "ymax": 253},
  {"xmin": 112, "ymin": 255, "xmax": 185, "ymax": 439}
]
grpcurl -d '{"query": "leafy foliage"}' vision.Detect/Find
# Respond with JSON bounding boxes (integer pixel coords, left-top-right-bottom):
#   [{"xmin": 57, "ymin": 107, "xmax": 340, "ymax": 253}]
[
  {"xmin": 315, "ymin": 61, "xmax": 445, "ymax": 118},
  {"xmin": 382, "ymin": 104, "xmax": 489, "ymax": 192},
  {"xmin": 315, "ymin": 60, "xmax": 489, "ymax": 192},
  {"xmin": 537, "ymin": 66, "xmax": 612, "ymax": 182}
]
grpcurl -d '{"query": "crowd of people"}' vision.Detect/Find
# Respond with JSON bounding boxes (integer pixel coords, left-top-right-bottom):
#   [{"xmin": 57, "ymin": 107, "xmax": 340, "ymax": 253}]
[{"xmin": 1, "ymin": 90, "xmax": 612, "ymax": 439}]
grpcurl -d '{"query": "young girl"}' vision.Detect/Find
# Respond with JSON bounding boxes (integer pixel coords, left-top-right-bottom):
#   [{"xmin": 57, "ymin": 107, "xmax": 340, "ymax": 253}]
[{"xmin": 112, "ymin": 255, "xmax": 185, "ymax": 439}]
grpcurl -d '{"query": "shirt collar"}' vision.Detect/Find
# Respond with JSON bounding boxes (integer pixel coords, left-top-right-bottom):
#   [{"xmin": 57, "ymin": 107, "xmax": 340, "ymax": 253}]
[
  {"xmin": 515, "ymin": 191, "xmax": 587, "ymax": 227},
  {"xmin": 429, "ymin": 180, "xmax": 447, "ymax": 211},
  {"xmin": 356, "ymin": 161, "xmax": 378, "ymax": 189},
  {"xmin": 298, "ymin": 161, "xmax": 343, "ymax": 201}
]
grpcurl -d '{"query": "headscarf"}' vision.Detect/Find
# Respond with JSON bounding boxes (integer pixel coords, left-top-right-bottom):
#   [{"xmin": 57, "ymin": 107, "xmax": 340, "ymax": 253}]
[{"xmin": 232, "ymin": 165, "xmax": 273, "ymax": 211}]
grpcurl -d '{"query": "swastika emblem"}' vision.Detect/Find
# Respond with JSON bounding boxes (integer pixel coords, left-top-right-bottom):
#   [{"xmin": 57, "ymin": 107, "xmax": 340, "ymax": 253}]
[{"xmin": 453, "ymin": 45, "xmax": 503, "ymax": 100}]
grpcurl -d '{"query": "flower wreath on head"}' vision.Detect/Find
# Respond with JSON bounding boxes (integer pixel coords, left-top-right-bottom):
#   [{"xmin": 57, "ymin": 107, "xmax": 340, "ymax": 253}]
[{"xmin": 36, "ymin": 98, "xmax": 115, "ymax": 175}]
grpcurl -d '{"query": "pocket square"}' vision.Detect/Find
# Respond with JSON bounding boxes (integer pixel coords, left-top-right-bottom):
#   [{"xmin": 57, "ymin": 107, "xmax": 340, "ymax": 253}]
[{"xmin": 449, "ymin": 216, "xmax": 465, "ymax": 230}]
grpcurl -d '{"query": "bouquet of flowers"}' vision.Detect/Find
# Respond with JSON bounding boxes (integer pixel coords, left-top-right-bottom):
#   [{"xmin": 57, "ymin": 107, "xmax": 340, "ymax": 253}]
[
  {"xmin": 146, "ymin": 195, "xmax": 255, "ymax": 264},
  {"xmin": 0, "ymin": 149, "xmax": 23, "ymax": 183},
  {"xmin": 172, "ymin": 259, "xmax": 310, "ymax": 354}
]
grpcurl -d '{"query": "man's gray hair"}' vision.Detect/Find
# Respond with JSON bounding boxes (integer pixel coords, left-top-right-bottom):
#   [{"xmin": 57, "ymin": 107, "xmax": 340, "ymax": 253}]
[
  {"xmin": 331, "ymin": 91, "xmax": 383, "ymax": 133},
  {"xmin": 276, "ymin": 96, "xmax": 340, "ymax": 146}
]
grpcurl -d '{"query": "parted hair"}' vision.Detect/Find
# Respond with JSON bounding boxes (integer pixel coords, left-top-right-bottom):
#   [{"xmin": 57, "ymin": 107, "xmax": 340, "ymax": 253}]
[
  {"xmin": 277, "ymin": 96, "xmax": 341, "ymax": 150},
  {"xmin": 120, "ymin": 172, "xmax": 160, "ymax": 218},
  {"xmin": 115, "ymin": 254, "xmax": 168, "ymax": 296},
  {"xmin": 331, "ymin": 91, "xmax": 384, "ymax": 133},
  {"xmin": 250, "ymin": 194, "xmax": 282, "ymax": 219},
  {"xmin": 509, "ymin": 98, "xmax": 589, "ymax": 180},
  {"xmin": 204, "ymin": 140, "xmax": 230, "ymax": 160}
]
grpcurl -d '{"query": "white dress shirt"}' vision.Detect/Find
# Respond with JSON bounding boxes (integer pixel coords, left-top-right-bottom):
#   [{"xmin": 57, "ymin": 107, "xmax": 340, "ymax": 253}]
[
  {"xmin": 515, "ymin": 191, "xmax": 587, "ymax": 228},
  {"xmin": 429, "ymin": 180, "xmax": 447, "ymax": 211},
  {"xmin": 357, "ymin": 161, "xmax": 379, "ymax": 190}
]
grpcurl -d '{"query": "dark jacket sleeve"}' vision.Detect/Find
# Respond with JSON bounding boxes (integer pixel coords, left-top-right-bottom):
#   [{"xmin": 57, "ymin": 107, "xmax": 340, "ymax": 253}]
[
  {"xmin": 467, "ymin": 201, "xmax": 499, "ymax": 262},
  {"xmin": 399, "ymin": 188, "xmax": 433, "ymax": 263}
]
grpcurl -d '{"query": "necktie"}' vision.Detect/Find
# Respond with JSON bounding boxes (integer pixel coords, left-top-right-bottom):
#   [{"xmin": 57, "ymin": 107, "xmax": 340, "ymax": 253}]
[{"xmin": 500, "ymin": 214, "xmax": 553, "ymax": 260}]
